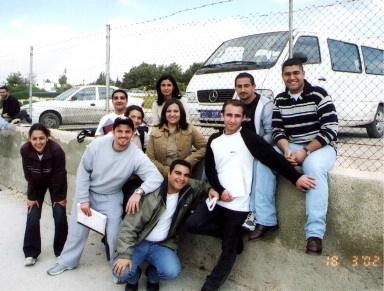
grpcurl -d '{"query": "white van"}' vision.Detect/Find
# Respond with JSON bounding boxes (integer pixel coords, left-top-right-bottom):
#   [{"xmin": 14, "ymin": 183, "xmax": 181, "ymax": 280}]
[{"xmin": 185, "ymin": 29, "xmax": 383, "ymax": 137}]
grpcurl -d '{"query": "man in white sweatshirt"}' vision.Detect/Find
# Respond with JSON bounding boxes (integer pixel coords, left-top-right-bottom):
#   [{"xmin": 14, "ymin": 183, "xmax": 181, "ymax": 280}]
[
  {"xmin": 186, "ymin": 100, "xmax": 316, "ymax": 291},
  {"xmin": 47, "ymin": 117, "xmax": 163, "ymax": 276}
]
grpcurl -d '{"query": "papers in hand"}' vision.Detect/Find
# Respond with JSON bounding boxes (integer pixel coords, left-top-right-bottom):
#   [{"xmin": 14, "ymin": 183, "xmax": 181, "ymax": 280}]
[
  {"xmin": 76, "ymin": 203, "xmax": 107, "ymax": 235},
  {"xmin": 206, "ymin": 197, "xmax": 217, "ymax": 211}
]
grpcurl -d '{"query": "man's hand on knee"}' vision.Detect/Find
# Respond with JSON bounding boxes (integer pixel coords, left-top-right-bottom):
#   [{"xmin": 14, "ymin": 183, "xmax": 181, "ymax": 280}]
[
  {"xmin": 113, "ymin": 258, "xmax": 132, "ymax": 275},
  {"xmin": 295, "ymin": 175, "xmax": 316, "ymax": 192}
]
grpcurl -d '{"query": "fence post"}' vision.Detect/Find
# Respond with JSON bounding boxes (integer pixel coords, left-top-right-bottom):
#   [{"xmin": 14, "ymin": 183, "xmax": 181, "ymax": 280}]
[
  {"xmin": 105, "ymin": 24, "xmax": 111, "ymax": 114},
  {"xmin": 29, "ymin": 46, "xmax": 33, "ymax": 114},
  {"xmin": 288, "ymin": 0, "xmax": 293, "ymax": 58}
]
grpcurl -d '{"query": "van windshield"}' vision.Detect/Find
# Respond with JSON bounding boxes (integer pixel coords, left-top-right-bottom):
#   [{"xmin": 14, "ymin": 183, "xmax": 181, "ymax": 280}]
[{"xmin": 200, "ymin": 31, "xmax": 288, "ymax": 73}]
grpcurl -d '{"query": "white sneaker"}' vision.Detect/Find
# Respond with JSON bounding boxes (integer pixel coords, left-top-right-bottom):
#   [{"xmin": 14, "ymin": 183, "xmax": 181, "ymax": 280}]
[
  {"xmin": 24, "ymin": 257, "xmax": 36, "ymax": 266},
  {"xmin": 242, "ymin": 212, "xmax": 256, "ymax": 231},
  {"xmin": 47, "ymin": 263, "xmax": 74, "ymax": 276}
]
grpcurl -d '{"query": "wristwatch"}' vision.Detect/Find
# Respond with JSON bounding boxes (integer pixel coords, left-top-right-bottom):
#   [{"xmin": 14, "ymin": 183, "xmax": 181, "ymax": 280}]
[
  {"xmin": 303, "ymin": 147, "xmax": 311, "ymax": 156},
  {"xmin": 133, "ymin": 188, "xmax": 144, "ymax": 196}
]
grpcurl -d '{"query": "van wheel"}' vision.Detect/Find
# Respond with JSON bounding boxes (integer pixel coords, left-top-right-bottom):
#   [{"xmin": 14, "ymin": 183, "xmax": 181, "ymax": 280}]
[
  {"xmin": 366, "ymin": 105, "xmax": 383, "ymax": 138},
  {"xmin": 40, "ymin": 112, "xmax": 61, "ymax": 129}
]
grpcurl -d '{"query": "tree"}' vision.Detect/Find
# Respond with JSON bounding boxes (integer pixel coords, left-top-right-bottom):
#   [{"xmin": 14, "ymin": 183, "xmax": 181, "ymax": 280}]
[
  {"xmin": 162, "ymin": 62, "xmax": 183, "ymax": 81},
  {"xmin": 122, "ymin": 63, "xmax": 158, "ymax": 89},
  {"xmin": 6, "ymin": 71, "xmax": 24, "ymax": 88},
  {"xmin": 58, "ymin": 68, "xmax": 68, "ymax": 88},
  {"xmin": 91, "ymin": 72, "xmax": 115, "ymax": 86},
  {"xmin": 115, "ymin": 76, "xmax": 123, "ymax": 88},
  {"xmin": 182, "ymin": 62, "xmax": 203, "ymax": 85}
]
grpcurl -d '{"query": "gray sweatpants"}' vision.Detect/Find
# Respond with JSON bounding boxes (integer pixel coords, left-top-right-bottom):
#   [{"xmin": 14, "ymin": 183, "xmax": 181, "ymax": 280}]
[{"xmin": 58, "ymin": 191, "xmax": 123, "ymax": 268}]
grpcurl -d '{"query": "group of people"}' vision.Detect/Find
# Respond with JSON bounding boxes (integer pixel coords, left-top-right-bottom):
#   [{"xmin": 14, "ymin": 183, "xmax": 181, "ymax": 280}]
[{"xmin": 16, "ymin": 57, "xmax": 338, "ymax": 291}]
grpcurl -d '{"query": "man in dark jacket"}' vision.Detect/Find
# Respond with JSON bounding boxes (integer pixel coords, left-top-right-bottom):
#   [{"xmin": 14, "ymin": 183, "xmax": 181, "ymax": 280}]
[
  {"xmin": 0, "ymin": 85, "xmax": 31, "ymax": 123},
  {"xmin": 112, "ymin": 159, "xmax": 218, "ymax": 291}
]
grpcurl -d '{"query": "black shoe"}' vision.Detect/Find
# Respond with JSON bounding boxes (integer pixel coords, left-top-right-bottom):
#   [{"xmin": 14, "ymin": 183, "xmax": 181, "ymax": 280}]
[
  {"xmin": 306, "ymin": 237, "xmax": 322, "ymax": 255},
  {"xmin": 147, "ymin": 281, "xmax": 160, "ymax": 291},
  {"xmin": 249, "ymin": 224, "xmax": 278, "ymax": 241},
  {"xmin": 125, "ymin": 282, "xmax": 138, "ymax": 291},
  {"xmin": 26, "ymin": 116, "xmax": 32, "ymax": 124}
]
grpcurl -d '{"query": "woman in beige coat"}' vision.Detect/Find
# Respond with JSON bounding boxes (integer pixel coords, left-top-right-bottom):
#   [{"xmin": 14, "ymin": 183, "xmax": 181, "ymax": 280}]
[{"xmin": 146, "ymin": 98, "xmax": 207, "ymax": 178}]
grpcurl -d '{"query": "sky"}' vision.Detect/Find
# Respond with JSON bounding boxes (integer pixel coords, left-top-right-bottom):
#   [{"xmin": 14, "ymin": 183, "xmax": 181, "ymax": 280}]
[{"xmin": 0, "ymin": 0, "xmax": 382, "ymax": 86}]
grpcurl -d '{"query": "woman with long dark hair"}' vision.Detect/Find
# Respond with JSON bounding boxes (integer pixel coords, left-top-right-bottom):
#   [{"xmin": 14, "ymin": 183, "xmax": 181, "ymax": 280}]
[
  {"xmin": 147, "ymin": 98, "xmax": 206, "ymax": 178},
  {"xmin": 20, "ymin": 123, "xmax": 68, "ymax": 266},
  {"xmin": 151, "ymin": 74, "xmax": 188, "ymax": 125}
]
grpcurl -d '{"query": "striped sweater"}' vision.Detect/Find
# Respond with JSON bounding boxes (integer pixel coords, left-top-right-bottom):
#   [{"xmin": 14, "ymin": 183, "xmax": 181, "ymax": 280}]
[{"xmin": 272, "ymin": 80, "xmax": 338, "ymax": 149}]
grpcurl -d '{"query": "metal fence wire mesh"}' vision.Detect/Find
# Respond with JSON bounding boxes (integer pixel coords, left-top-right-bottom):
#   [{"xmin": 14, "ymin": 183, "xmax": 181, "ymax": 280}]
[{"xmin": 0, "ymin": 0, "xmax": 383, "ymax": 172}]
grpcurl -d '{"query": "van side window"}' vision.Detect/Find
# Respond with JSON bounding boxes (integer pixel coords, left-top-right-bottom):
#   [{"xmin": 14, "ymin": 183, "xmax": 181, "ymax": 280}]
[
  {"xmin": 328, "ymin": 39, "xmax": 362, "ymax": 73},
  {"xmin": 362, "ymin": 46, "xmax": 384, "ymax": 75},
  {"xmin": 293, "ymin": 36, "xmax": 321, "ymax": 64}
]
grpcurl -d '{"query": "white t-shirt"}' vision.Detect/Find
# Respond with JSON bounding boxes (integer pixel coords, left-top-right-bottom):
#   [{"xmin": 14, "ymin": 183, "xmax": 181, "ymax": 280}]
[
  {"xmin": 145, "ymin": 193, "xmax": 179, "ymax": 242},
  {"xmin": 210, "ymin": 129, "xmax": 253, "ymax": 212}
]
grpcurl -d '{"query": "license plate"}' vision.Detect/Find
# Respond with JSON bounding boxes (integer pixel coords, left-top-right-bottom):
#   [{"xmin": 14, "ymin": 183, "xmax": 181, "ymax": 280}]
[{"xmin": 200, "ymin": 110, "xmax": 221, "ymax": 119}]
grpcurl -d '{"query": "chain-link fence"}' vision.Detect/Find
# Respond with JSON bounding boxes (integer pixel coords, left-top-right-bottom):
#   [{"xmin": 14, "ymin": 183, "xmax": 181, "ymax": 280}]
[{"xmin": 0, "ymin": 0, "xmax": 382, "ymax": 172}]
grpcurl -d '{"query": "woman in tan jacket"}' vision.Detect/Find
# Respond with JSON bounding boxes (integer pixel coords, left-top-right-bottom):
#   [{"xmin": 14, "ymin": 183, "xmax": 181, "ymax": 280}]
[{"xmin": 146, "ymin": 98, "xmax": 207, "ymax": 178}]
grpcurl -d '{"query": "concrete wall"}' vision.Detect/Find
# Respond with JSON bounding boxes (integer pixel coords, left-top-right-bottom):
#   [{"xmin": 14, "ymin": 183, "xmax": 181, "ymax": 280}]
[{"xmin": 1, "ymin": 126, "xmax": 383, "ymax": 290}]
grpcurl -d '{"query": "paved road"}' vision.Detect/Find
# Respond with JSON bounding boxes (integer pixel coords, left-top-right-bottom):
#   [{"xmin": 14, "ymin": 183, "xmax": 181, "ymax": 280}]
[{"xmin": 0, "ymin": 185, "xmax": 249, "ymax": 291}]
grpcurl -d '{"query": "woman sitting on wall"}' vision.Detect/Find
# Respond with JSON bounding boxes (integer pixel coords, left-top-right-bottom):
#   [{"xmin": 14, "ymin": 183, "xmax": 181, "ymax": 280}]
[
  {"xmin": 151, "ymin": 74, "xmax": 188, "ymax": 125},
  {"xmin": 20, "ymin": 123, "xmax": 68, "ymax": 266},
  {"xmin": 146, "ymin": 98, "xmax": 206, "ymax": 178}
]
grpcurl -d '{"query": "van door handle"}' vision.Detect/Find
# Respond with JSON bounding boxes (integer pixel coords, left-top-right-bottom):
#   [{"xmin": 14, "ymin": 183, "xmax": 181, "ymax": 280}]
[
  {"xmin": 90, "ymin": 103, "xmax": 96, "ymax": 106},
  {"xmin": 318, "ymin": 77, "xmax": 326, "ymax": 81}
]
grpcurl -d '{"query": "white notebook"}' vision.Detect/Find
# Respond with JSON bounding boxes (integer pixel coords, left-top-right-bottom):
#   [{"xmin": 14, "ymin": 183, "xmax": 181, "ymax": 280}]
[{"xmin": 76, "ymin": 203, "xmax": 107, "ymax": 235}]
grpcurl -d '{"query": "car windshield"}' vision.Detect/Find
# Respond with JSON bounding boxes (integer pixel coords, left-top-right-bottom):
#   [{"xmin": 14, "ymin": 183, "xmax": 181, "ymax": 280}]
[
  {"xmin": 54, "ymin": 88, "xmax": 79, "ymax": 101},
  {"xmin": 202, "ymin": 31, "xmax": 289, "ymax": 69}
]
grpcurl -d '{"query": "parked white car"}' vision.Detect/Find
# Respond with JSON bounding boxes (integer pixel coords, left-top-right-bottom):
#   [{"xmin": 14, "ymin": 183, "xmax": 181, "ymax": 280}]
[
  {"xmin": 125, "ymin": 88, "xmax": 148, "ymax": 97},
  {"xmin": 23, "ymin": 86, "xmax": 144, "ymax": 128}
]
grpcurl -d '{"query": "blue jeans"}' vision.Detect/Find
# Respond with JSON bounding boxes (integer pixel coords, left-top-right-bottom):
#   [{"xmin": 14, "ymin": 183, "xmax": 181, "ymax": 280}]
[
  {"xmin": 112, "ymin": 240, "xmax": 180, "ymax": 284},
  {"xmin": 23, "ymin": 186, "xmax": 68, "ymax": 258},
  {"xmin": 186, "ymin": 203, "xmax": 248, "ymax": 291},
  {"xmin": 254, "ymin": 143, "xmax": 336, "ymax": 239}
]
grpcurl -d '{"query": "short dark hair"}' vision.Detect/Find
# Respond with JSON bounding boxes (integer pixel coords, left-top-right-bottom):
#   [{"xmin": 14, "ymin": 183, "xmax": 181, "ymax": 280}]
[
  {"xmin": 159, "ymin": 98, "xmax": 188, "ymax": 130},
  {"xmin": 113, "ymin": 117, "xmax": 134, "ymax": 131},
  {"xmin": 112, "ymin": 89, "xmax": 128, "ymax": 100},
  {"xmin": 28, "ymin": 123, "xmax": 51, "ymax": 138},
  {"xmin": 125, "ymin": 105, "xmax": 145, "ymax": 119},
  {"xmin": 221, "ymin": 100, "xmax": 245, "ymax": 115},
  {"xmin": 169, "ymin": 159, "xmax": 192, "ymax": 174},
  {"xmin": 155, "ymin": 75, "xmax": 180, "ymax": 106},
  {"xmin": 0, "ymin": 86, "xmax": 9, "ymax": 92},
  {"xmin": 282, "ymin": 58, "xmax": 304, "ymax": 72},
  {"xmin": 235, "ymin": 72, "xmax": 255, "ymax": 86}
]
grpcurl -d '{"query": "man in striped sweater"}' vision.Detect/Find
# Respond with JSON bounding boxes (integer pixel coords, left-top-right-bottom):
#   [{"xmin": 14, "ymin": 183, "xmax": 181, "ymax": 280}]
[{"xmin": 250, "ymin": 58, "xmax": 338, "ymax": 255}]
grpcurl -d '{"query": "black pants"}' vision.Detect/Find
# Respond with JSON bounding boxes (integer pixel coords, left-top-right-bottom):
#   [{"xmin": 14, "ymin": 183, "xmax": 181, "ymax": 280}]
[
  {"xmin": 23, "ymin": 187, "xmax": 68, "ymax": 258},
  {"xmin": 186, "ymin": 203, "xmax": 248, "ymax": 291},
  {"xmin": 10, "ymin": 109, "xmax": 30, "ymax": 122},
  {"xmin": 121, "ymin": 174, "xmax": 143, "ymax": 219}
]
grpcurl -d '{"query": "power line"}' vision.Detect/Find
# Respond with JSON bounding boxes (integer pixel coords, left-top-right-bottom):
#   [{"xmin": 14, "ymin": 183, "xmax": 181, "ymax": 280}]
[{"xmin": 112, "ymin": 0, "xmax": 239, "ymax": 30}]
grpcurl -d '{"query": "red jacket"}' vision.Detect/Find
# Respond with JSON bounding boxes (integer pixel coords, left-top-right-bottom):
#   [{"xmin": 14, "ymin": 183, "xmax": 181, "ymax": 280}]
[{"xmin": 20, "ymin": 139, "xmax": 67, "ymax": 202}]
